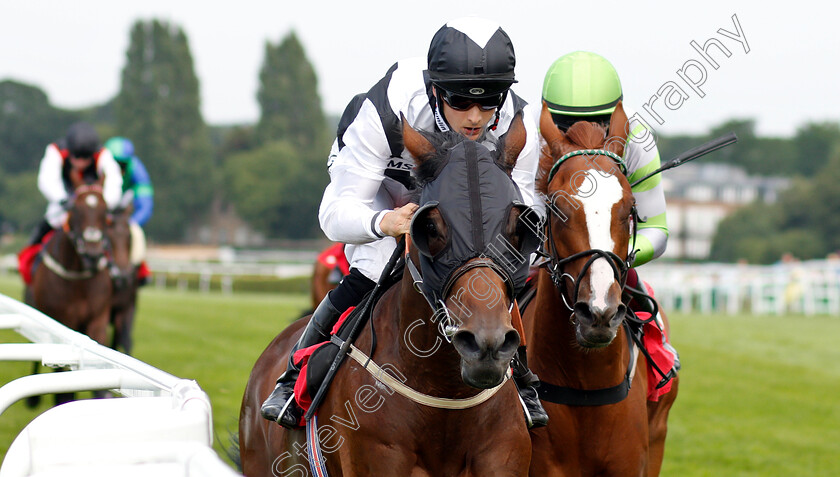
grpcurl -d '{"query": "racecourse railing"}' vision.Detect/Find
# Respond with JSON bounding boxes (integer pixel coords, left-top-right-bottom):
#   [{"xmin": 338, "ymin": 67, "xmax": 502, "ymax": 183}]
[
  {"xmin": 640, "ymin": 258, "xmax": 840, "ymax": 315},
  {"xmin": 0, "ymin": 292, "xmax": 241, "ymax": 476}
]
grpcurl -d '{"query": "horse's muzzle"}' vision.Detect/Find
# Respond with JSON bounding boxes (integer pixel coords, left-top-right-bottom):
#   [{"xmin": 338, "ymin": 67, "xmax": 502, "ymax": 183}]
[
  {"xmin": 453, "ymin": 328, "xmax": 519, "ymax": 388},
  {"xmin": 572, "ymin": 301, "xmax": 626, "ymax": 348}
]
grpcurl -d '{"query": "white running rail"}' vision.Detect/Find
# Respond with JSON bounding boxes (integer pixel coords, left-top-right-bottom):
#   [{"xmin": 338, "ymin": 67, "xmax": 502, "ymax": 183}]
[{"xmin": 0, "ymin": 292, "xmax": 241, "ymax": 476}]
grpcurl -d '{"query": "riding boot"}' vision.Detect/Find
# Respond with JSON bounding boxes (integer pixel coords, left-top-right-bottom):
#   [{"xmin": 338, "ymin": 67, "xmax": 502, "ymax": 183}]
[
  {"xmin": 512, "ymin": 345, "xmax": 549, "ymax": 429},
  {"xmin": 260, "ymin": 295, "xmax": 342, "ymax": 428},
  {"xmin": 27, "ymin": 219, "xmax": 52, "ymax": 247},
  {"xmin": 624, "ymin": 268, "xmax": 656, "ymax": 315}
]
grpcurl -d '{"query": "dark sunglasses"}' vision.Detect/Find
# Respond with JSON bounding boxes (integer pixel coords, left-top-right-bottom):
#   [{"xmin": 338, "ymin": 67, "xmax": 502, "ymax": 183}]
[{"xmin": 440, "ymin": 90, "xmax": 503, "ymax": 111}]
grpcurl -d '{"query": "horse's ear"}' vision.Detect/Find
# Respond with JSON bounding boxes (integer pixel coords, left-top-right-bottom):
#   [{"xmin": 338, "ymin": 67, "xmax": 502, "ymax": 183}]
[
  {"xmin": 401, "ymin": 113, "xmax": 435, "ymax": 165},
  {"xmin": 540, "ymin": 101, "xmax": 565, "ymax": 158},
  {"xmin": 605, "ymin": 101, "xmax": 629, "ymax": 157},
  {"xmin": 501, "ymin": 112, "xmax": 526, "ymax": 172}
]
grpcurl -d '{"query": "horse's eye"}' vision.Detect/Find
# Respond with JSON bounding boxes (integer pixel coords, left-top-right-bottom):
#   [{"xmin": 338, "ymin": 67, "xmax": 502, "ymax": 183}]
[{"xmin": 425, "ymin": 221, "xmax": 438, "ymax": 238}]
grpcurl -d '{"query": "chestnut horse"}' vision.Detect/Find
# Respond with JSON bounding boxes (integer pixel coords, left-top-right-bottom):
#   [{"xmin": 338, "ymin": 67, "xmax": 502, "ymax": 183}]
[
  {"xmin": 240, "ymin": 116, "xmax": 537, "ymax": 476},
  {"xmin": 523, "ymin": 102, "xmax": 679, "ymax": 476},
  {"xmin": 26, "ymin": 175, "xmax": 113, "ymax": 404}
]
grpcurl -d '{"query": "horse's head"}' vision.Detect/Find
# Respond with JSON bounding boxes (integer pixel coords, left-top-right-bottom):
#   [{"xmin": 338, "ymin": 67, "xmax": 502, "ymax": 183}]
[
  {"xmin": 107, "ymin": 193, "xmax": 135, "ymax": 289},
  {"xmin": 66, "ymin": 175, "xmax": 109, "ymax": 271},
  {"xmin": 538, "ymin": 101, "xmax": 635, "ymax": 348},
  {"xmin": 403, "ymin": 113, "xmax": 541, "ymax": 388}
]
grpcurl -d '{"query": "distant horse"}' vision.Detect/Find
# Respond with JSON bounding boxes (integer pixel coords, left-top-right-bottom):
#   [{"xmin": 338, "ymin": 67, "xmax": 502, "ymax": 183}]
[
  {"xmin": 523, "ymin": 102, "xmax": 679, "ymax": 476},
  {"xmin": 240, "ymin": 115, "xmax": 538, "ymax": 476},
  {"xmin": 26, "ymin": 174, "xmax": 113, "ymax": 405},
  {"xmin": 107, "ymin": 194, "xmax": 138, "ymax": 355},
  {"xmin": 310, "ymin": 242, "xmax": 347, "ymax": 310}
]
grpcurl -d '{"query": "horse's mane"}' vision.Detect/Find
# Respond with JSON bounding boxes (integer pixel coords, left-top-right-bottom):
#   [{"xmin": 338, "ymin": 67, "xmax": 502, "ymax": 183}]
[
  {"xmin": 537, "ymin": 121, "xmax": 609, "ymax": 194},
  {"xmin": 412, "ymin": 129, "xmax": 508, "ymax": 191}
]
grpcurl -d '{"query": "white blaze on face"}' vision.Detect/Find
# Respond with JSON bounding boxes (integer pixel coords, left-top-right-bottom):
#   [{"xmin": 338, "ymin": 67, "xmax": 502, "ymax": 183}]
[
  {"xmin": 572, "ymin": 170, "xmax": 623, "ymax": 312},
  {"xmin": 85, "ymin": 194, "xmax": 98, "ymax": 208}
]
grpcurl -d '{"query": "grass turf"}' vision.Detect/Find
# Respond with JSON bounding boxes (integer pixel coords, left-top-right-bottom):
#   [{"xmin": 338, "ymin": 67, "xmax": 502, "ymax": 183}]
[{"xmin": 1, "ymin": 273, "xmax": 839, "ymax": 475}]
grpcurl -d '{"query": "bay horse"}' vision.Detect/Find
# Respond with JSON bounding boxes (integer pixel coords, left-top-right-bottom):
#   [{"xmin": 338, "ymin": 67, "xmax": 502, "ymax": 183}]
[
  {"xmin": 107, "ymin": 194, "xmax": 138, "ymax": 355},
  {"xmin": 26, "ymin": 174, "xmax": 114, "ymax": 405},
  {"xmin": 523, "ymin": 102, "xmax": 679, "ymax": 476},
  {"xmin": 240, "ymin": 115, "xmax": 538, "ymax": 476}
]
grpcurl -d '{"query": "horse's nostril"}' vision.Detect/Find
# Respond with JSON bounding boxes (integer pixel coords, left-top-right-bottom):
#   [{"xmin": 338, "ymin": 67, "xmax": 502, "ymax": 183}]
[
  {"xmin": 452, "ymin": 331, "xmax": 481, "ymax": 359},
  {"xmin": 574, "ymin": 302, "xmax": 593, "ymax": 323},
  {"xmin": 498, "ymin": 330, "xmax": 520, "ymax": 358}
]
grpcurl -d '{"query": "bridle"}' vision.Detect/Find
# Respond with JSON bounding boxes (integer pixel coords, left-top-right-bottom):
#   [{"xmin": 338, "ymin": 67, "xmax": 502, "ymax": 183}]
[
  {"xmin": 406, "ymin": 254, "xmax": 515, "ymax": 342},
  {"xmin": 48, "ymin": 184, "xmax": 110, "ymax": 278},
  {"xmin": 540, "ymin": 149, "xmax": 637, "ymax": 311}
]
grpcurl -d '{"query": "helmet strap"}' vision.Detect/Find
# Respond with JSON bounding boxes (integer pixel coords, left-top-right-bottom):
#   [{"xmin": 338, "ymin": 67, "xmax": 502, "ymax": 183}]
[
  {"xmin": 432, "ymin": 89, "xmax": 451, "ymax": 133},
  {"xmin": 487, "ymin": 91, "xmax": 509, "ymax": 132}
]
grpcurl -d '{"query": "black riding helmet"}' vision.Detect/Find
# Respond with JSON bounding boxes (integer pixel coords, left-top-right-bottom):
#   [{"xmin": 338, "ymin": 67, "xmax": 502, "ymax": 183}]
[
  {"xmin": 427, "ymin": 18, "xmax": 517, "ymax": 130},
  {"xmin": 65, "ymin": 122, "xmax": 100, "ymax": 158}
]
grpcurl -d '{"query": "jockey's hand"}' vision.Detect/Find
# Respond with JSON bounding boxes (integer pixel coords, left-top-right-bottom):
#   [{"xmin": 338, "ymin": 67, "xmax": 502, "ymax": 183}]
[{"xmin": 379, "ymin": 203, "xmax": 419, "ymax": 238}]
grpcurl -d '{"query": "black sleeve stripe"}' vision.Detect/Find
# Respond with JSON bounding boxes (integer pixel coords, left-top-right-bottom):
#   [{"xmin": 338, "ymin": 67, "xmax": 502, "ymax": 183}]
[{"xmin": 371, "ymin": 212, "xmax": 385, "ymax": 238}]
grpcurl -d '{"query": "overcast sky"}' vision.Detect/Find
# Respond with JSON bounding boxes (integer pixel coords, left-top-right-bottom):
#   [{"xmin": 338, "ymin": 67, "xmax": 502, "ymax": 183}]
[{"xmin": 1, "ymin": 1, "xmax": 836, "ymax": 138}]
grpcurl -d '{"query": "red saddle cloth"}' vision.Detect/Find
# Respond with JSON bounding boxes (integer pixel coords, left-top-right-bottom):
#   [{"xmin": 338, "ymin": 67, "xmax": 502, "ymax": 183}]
[
  {"xmin": 291, "ymin": 306, "xmax": 356, "ymax": 426},
  {"xmin": 17, "ymin": 231, "xmax": 55, "ymax": 285},
  {"xmin": 317, "ymin": 243, "xmax": 349, "ymax": 276},
  {"xmin": 636, "ymin": 281, "xmax": 678, "ymax": 402}
]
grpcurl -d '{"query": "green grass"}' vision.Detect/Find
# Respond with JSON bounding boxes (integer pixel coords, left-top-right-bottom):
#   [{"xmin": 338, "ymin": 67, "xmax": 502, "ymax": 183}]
[
  {"xmin": 0, "ymin": 273, "xmax": 307, "ymax": 471},
  {"xmin": 661, "ymin": 313, "xmax": 840, "ymax": 476},
  {"xmin": 1, "ymin": 272, "xmax": 839, "ymax": 475}
]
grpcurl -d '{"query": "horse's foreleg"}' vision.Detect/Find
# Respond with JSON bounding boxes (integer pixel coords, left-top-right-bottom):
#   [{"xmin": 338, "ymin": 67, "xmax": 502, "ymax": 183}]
[
  {"xmin": 646, "ymin": 375, "xmax": 679, "ymax": 477},
  {"xmin": 121, "ymin": 302, "xmax": 137, "ymax": 355}
]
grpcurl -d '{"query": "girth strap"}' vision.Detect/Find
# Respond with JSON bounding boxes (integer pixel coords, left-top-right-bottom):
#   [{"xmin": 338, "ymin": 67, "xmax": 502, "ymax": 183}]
[{"xmin": 537, "ymin": 322, "xmax": 640, "ymax": 406}]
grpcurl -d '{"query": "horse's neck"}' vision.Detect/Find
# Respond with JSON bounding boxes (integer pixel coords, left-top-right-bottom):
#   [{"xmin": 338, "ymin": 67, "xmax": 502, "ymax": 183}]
[
  {"xmin": 532, "ymin": 270, "xmax": 628, "ymax": 388},
  {"xmin": 45, "ymin": 230, "xmax": 84, "ymax": 270}
]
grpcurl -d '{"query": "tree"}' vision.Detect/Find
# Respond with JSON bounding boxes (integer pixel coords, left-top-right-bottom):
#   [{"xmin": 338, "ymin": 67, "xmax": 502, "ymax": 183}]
[
  {"xmin": 792, "ymin": 121, "xmax": 840, "ymax": 177},
  {"xmin": 224, "ymin": 141, "xmax": 324, "ymax": 238},
  {"xmin": 114, "ymin": 20, "xmax": 215, "ymax": 242},
  {"xmin": 0, "ymin": 170, "xmax": 42, "ymax": 232},
  {"xmin": 710, "ymin": 145, "xmax": 840, "ymax": 263},
  {"xmin": 255, "ymin": 31, "xmax": 327, "ymax": 149},
  {"xmin": 0, "ymin": 80, "xmax": 79, "ymax": 175},
  {"xmin": 222, "ymin": 30, "xmax": 330, "ymax": 239}
]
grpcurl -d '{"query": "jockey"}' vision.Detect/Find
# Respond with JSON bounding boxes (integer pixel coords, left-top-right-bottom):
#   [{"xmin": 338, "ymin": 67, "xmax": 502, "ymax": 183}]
[
  {"xmin": 261, "ymin": 17, "xmax": 549, "ymax": 429},
  {"xmin": 104, "ymin": 137, "xmax": 154, "ymax": 284},
  {"xmin": 540, "ymin": 51, "xmax": 669, "ymax": 294},
  {"xmin": 25, "ymin": 122, "xmax": 123, "ymax": 250}
]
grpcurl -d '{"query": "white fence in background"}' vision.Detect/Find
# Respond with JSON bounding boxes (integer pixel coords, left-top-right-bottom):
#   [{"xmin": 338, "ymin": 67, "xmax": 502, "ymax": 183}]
[
  {"xmin": 640, "ymin": 259, "xmax": 840, "ymax": 315},
  {"xmin": 0, "ymin": 293, "xmax": 241, "ymax": 476},
  {"xmin": 5, "ymin": 250, "xmax": 840, "ymax": 315}
]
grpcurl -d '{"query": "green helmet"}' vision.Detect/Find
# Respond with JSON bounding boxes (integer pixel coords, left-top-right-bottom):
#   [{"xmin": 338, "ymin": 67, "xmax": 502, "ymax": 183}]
[
  {"xmin": 104, "ymin": 136, "xmax": 135, "ymax": 164},
  {"xmin": 542, "ymin": 51, "xmax": 622, "ymax": 117}
]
